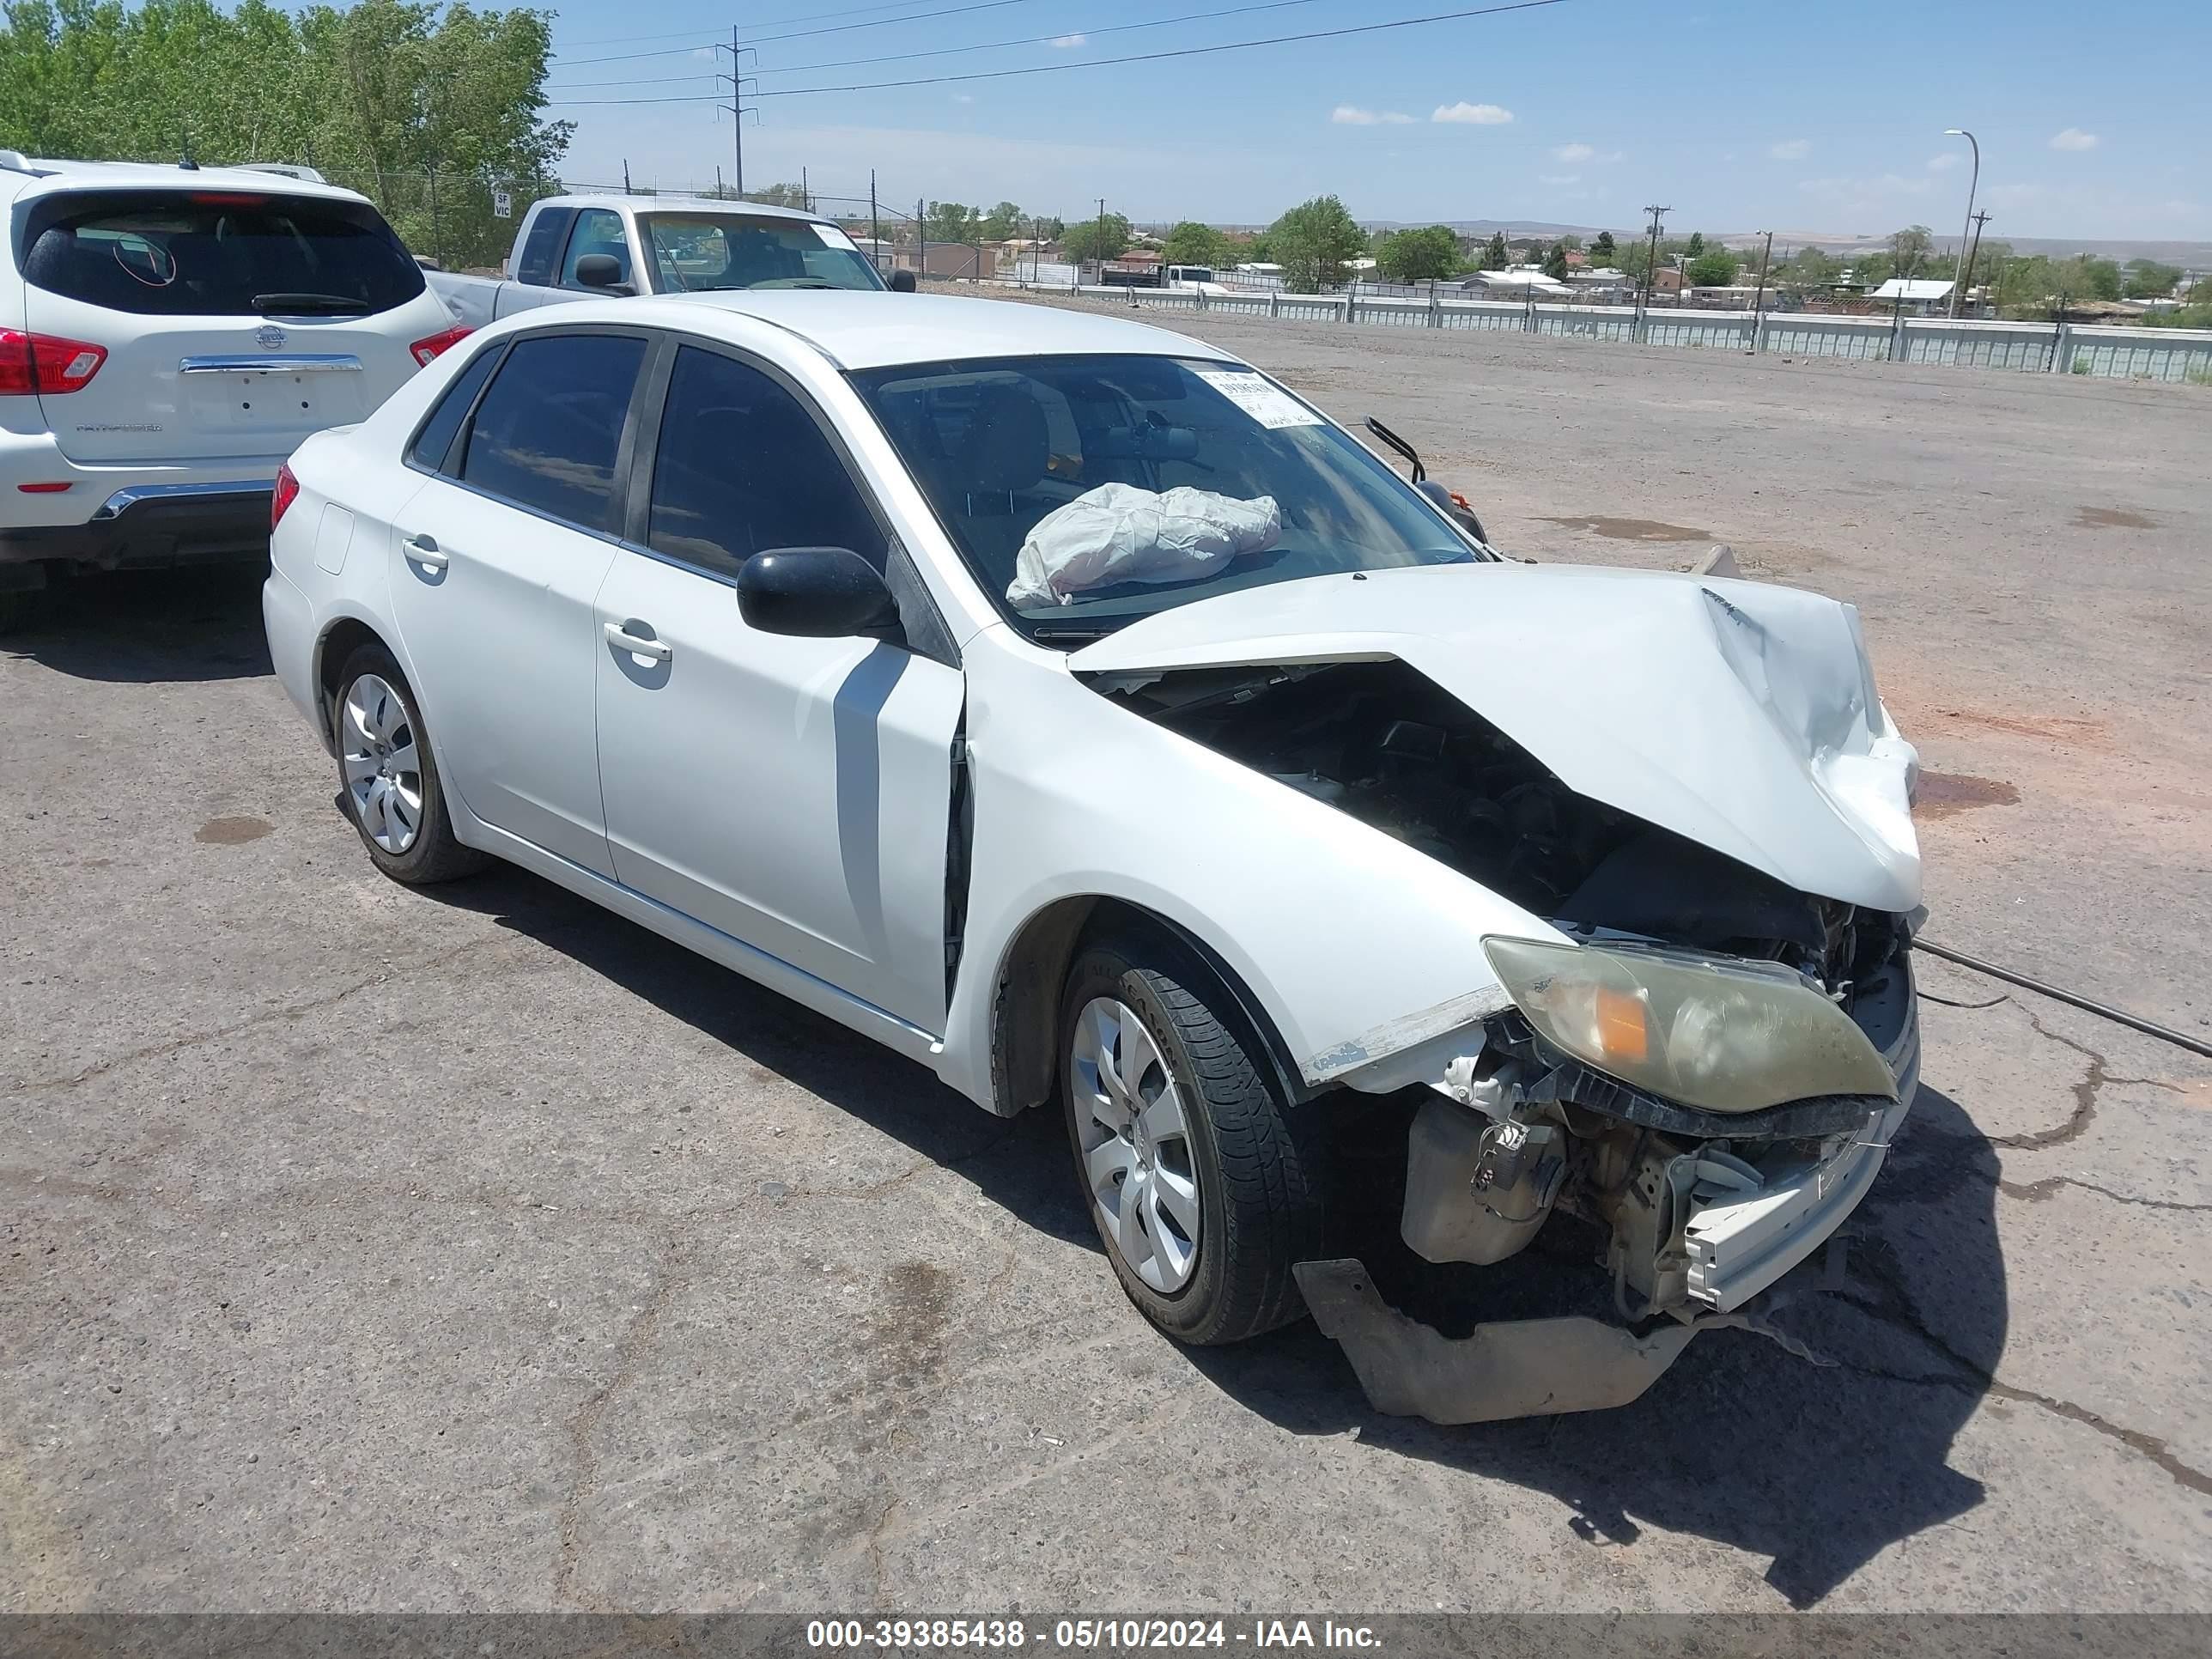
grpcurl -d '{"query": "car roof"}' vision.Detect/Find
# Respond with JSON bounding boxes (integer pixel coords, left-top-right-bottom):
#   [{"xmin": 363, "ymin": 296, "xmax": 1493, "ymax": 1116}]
[
  {"xmin": 564, "ymin": 193, "xmax": 828, "ymax": 224},
  {"xmin": 646, "ymin": 290, "xmax": 1244, "ymax": 371},
  {"xmin": 1, "ymin": 155, "xmax": 368, "ymax": 209}
]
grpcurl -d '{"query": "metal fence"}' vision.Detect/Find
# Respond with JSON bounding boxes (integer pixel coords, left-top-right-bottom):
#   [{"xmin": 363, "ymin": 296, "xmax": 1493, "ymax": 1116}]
[{"xmin": 992, "ymin": 282, "xmax": 2212, "ymax": 385}]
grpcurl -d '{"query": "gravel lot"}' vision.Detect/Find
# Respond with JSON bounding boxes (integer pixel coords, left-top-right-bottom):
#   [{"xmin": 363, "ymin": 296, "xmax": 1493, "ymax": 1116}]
[{"xmin": 5, "ymin": 307, "xmax": 2209, "ymax": 1616}]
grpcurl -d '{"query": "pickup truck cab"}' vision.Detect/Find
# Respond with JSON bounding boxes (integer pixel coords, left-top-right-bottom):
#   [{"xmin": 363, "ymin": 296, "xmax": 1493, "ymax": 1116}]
[
  {"xmin": 1, "ymin": 153, "xmax": 465, "ymax": 616},
  {"xmin": 428, "ymin": 194, "xmax": 908, "ymax": 330}
]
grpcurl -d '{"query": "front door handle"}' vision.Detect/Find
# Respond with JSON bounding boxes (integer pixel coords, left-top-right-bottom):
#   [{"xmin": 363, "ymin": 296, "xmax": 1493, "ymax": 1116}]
[
  {"xmin": 605, "ymin": 621, "xmax": 672, "ymax": 662},
  {"xmin": 402, "ymin": 533, "xmax": 448, "ymax": 572}
]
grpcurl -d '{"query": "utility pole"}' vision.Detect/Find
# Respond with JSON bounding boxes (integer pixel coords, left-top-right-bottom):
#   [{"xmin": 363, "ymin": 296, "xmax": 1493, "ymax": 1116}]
[
  {"xmin": 1960, "ymin": 210, "xmax": 1992, "ymax": 314},
  {"xmin": 1640, "ymin": 204, "xmax": 1669, "ymax": 313},
  {"xmin": 1095, "ymin": 196, "xmax": 1107, "ymax": 288},
  {"xmin": 918, "ymin": 197, "xmax": 927, "ymax": 284},
  {"xmin": 870, "ymin": 170, "xmax": 878, "ymax": 276},
  {"xmin": 726, "ymin": 25, "xmax": 744, "ymax": 197},
  {"xmin": 801, "ymin": 167, "xmax": 809, "ymax": 215},
  {"xmin": 1747, "ymin": 229, "xmax": 1773, "ymax": 351},
  {"xmin": 622, "ymin": 158, "xmax": 631, "ymax": 196}
]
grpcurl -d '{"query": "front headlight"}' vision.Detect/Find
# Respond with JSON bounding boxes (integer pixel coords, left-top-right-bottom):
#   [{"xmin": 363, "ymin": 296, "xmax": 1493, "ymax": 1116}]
[{"xmin": 1482, "ymin": 936, "xmax": 1896, "ymax": 1115}]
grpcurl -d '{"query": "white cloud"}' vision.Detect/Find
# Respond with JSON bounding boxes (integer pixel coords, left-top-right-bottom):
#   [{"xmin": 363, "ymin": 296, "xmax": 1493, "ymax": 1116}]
[
  {"xmin": 1330, "ymin": 105, "xmax": 1412, "ymax": 125},
  {"xmin": 1538, "ymin": 173, "xmax": 1581, "ymax": 185},
  {"xmin": 951, "ymin": 94, "xmax": 973, "ymax": 105},
  {"xmin": 1769, "ymin": 138, "xmax": 1811, "ymax": 161},
  {"xmin": 2050, "ymin": 127, "xmax": 2099, "ymax": 151},
  {"xmin": 1433, "ymin": 101, "xmax": 1513, "ymax": 125},
  {"xmin": 1552, "ymin": 142, "xmax": 1595, "ymax": 163},
  {"xmin": 1926, "ymin": 152, "xmax": 1961, "ymax": 172},
  {"xmin": 1048, "ymin": 33, "xmax": 1085, "ymax": 48}
]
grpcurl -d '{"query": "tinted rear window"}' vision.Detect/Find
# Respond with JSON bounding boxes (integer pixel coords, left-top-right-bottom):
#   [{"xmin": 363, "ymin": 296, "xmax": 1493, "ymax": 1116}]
[
  {"xmin": 460, "ymin": 334, "xmax": 645, "ymax": 531},
  {"xmin": 21, "ymin": 190, "xmax": 426, "ymax": 318}
]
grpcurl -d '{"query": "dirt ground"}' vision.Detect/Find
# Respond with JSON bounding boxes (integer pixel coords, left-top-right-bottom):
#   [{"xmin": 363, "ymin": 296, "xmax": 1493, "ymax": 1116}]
[{"xmin": 3, "ymin": 299, "xmax": 2209, "ymax": 1618}]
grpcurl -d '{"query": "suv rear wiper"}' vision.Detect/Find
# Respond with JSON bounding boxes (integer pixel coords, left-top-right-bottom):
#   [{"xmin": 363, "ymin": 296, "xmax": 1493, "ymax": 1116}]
[{"xmin": 252, "ymin": 292, "xmax": 370, "ymax": 314}]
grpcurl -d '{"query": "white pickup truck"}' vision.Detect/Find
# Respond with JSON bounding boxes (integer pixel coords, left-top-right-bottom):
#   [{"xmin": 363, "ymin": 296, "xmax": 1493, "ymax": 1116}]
[{"xmin": 428, "ymin": 193, "xmax": 913, "ymax": 328}]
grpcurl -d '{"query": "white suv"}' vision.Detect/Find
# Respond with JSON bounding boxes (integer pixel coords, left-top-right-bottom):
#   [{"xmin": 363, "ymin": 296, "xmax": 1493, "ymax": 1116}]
[{"xmin": 1, "ymin": 153, "xmax": 466, "ymax": 623}]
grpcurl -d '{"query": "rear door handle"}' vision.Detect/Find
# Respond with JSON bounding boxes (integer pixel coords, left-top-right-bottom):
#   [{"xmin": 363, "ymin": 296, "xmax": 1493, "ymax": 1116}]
[
  {"xmin": 402, "ymin": 533, "xmax": 448, "ymax": 572},
  {"xmin": 605, "ymin": 622, "xmax": 672, "ymax": 662}
]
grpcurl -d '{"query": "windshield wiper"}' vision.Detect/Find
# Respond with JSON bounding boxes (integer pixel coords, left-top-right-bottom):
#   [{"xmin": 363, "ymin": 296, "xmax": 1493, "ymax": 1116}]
[
  {"xmin": 1025, "ymin": 621, "xmax": 1121, "ymax": 643},
  {"xmin": 252, "ymin": 292, "xmax": 370, "ymax": 314}
]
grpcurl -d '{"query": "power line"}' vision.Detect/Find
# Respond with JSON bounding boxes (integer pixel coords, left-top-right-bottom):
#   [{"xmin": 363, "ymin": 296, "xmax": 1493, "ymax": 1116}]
[
  {"xmin": 547, "ymin": 0, "xmax": 1573, "ymax": 106},
  {"xmin": 747, "ymin": 0, "xmax": 1049, "ymax": 50},
  {"xmin": 550, "ymin": 0, "xmax": 1329, "ymax": 88},
  {"xmin": 749, "ymin": 0, "xmax": 1328, "ymax": 79},
  {"xmin": 549, "ymin": 42, "xmax": 723, "ymax": 69},
  {"xmin": 555, "ymin": 0, "xmax": 993, "ymax": 50}
]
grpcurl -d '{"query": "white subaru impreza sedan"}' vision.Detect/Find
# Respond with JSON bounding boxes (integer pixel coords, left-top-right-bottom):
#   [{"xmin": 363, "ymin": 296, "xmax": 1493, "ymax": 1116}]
[{"xmin": 264, "ymin": 293, "xmax": 1923, "ymax": 1423}]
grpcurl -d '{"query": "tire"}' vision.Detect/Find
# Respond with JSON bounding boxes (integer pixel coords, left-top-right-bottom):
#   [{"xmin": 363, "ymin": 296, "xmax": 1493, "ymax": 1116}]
[
  {"xmin": 1058, "ymin": 935, "xmax": 1326, "ymax": 1345},
  {"xmin": 331, "ymin": 642, "xmax": 488, "ymax": 884}
]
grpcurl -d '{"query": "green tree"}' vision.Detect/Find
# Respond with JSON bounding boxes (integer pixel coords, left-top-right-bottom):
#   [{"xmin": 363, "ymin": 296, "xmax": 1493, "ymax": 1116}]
[
  {"xmin": 1267, "ymin": 193, "xmax": 1364, "ymax": 292},
  {"xmin": 2122, "ymin": 258, "xmax": 2182, "ymax": 300},
  {"xmin": 2057, "ymin": 254, "xmax": 2123, "ymax": 301},
  {"xmin": 1376, "ymin": 223, "xmax": 1462, "ymax": 283},
  {"xmin": 1541, "ymin": 240, "xmax": 1571, "ymax": 281},
  {"xmin": 744, "ymin": 182, "xmax": 811, "ymax": 210},
  {"xmin": 977, "ymin": 201, "xmax": 1024, "ymax": 240},
  {"xmin": 0, "ymin": 0, "xmax": 571, "ymax": 268},
  {"xmin": 1619, "ymin": 238, "xmax": 1652, "ymax": 283},
  {"xmin": 1060, "ymin": 211, "xmax": 1132, "ymax": 264},
  {"xmin": 1590, "ymin": 228, "xmax": 1616, "ymax": 264},
  {"xmin": 1685, "ymin": 230, "xmax": 1705, "ymax": 258},
  {"xmin": 1787, "ymin": 246, "xmax": 1840, "ymax": 288},
  {"xmin": 1686, "ymin": 246, "xmax": 1741, "ymax": 287},
  {"xmin": 923, "ymin": 200, "xmax": 981, "ymax": 242},
  {"xmin": 1888, "ymin": 224, "xmax": 1935, "ymax": 275},
  {"xmin": 1481, "ymin": 230, "xmax": 1510, "ymax": 268},
  {"xmin": 1161, "ymin": 220, "xmax": 1228, "ymax": 269}
]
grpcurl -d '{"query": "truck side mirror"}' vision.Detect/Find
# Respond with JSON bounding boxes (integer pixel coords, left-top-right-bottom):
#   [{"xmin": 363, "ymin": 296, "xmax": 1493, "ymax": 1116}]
[
  {"xmin": 890, "ymin": 269, "xmax": 917, "ymax": 293},
  {"xmin": 574, "ymin": 253, "xmax": 634, "ymax": 295}
]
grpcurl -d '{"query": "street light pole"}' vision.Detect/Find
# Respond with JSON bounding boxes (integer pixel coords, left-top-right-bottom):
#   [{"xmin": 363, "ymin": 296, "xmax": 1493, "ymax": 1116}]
[{"xmin": 1943, "ymin": 128, "xmax": 1980, "ymax": 319}]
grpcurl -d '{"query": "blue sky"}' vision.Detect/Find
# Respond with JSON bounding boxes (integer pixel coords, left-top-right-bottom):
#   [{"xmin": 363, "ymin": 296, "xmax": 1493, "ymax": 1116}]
[{"xmin": 541, "ymin": 0, "xmax": 2211, "ymax": 242}]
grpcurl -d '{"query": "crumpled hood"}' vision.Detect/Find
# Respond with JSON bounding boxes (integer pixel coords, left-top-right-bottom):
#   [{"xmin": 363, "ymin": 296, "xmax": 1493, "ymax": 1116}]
[{"xmin": 1068, "ymin": 562, "xmax": 1922, "ymax": 914}]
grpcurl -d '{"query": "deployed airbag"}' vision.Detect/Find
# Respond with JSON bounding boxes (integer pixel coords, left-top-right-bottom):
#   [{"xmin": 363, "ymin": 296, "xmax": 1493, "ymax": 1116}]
[{"xmin": 1006, "ymin": 483, "xmax": 1280, "ymax": 607}]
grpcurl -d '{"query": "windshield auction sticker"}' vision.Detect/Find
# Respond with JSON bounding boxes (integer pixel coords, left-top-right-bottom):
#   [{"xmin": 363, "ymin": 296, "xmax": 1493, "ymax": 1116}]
[{"xmin": 1193, "ymin": 369, "xmax": 1326, "ymax": 429}]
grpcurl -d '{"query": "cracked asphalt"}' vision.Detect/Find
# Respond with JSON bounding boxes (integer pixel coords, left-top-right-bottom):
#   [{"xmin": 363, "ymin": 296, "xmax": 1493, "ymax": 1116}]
[{"xmin": 5, "ymin": 310, "xmax": 2210, "ymax": 1614}]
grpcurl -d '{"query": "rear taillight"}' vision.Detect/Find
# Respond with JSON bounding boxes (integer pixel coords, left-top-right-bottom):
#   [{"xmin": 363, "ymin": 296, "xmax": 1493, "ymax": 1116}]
[
  {"xmin": 271, "ymin": 462, "xmax": 301, "ymax": 531},
  {"xmin": 0, "ymin": 330, "xmax": 107, "ymax": 395},
  {"xmin": 409, "ymin": 325, "xmax": 472, "ymax": 368}
]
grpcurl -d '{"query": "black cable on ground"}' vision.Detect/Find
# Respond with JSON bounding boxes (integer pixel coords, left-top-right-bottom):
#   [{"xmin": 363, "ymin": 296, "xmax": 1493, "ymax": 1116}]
[{"xmin": 1913, "ymin": 938, "xmax": 2211, "ymax": 1060}]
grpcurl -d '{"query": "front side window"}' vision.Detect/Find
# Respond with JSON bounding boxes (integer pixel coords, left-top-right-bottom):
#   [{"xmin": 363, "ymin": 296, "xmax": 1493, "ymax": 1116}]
[
  {"xmin": 647, "ymin": 345, "xmax": 882, "ymax": 580},
  {"xmin": 459, "ymin": 334, "xmax": 644, "ymax": 531},
  {"xmin": 849, "ymin": 354, "xmax": 1480, "ymax": 641},
  {"xmin": 560, "ymin": 209, "xmax": 630, "ymax": 289},
  {"xmin": 21, "ymin": 189, "xmax": 425, "ymax": 317},
  {"xmin": 640, "ymin": 214, "xmax": 884, "ymax": 292}
]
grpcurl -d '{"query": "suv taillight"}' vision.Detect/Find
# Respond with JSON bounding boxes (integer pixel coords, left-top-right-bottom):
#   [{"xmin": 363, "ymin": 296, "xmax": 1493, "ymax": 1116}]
[
  {"xmin": 271, "ymin": 462, "xmax": 301, "ymax": 531},
  {"xmin": 0, "ymin": 330, "xmax": 107, "ymax": 394},
  {"xmin": 409, "ymin": 325, "xmax": 471, "ymax": 367}
]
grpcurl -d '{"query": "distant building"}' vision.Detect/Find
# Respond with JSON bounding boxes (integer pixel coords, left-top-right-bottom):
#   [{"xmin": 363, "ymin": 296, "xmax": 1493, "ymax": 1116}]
[
  {"xmin": 1565, "ymin": 266, "xmax": 1631, "ymax": 298},
  {"xmin": 1460, "ymin": 265, "xmax": 1572, "ymax": 298},
  {"xmin": 1868, "ymin": 277, "xmax": 1956, "ymax": 314}
]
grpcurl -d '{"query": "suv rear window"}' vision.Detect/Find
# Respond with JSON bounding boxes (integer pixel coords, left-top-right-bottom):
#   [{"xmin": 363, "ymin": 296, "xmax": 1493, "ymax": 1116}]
[{"xmin": 20, "ymin": 190, "xmax": 426, "ymax": 318}]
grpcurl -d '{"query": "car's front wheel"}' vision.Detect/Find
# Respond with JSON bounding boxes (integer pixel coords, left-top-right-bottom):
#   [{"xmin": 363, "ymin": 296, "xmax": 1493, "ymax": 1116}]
[
  {"xmin": 331, "ymin": 642, "xmax": 487, "ymax": 884},
  {"xmin": 1059, "ymin": 936, "xmax": 1325, "ymax": 1345}
]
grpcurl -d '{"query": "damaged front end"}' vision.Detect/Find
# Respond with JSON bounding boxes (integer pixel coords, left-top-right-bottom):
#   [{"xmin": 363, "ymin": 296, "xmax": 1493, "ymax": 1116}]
[{"xmin": 1095, "ymin": 649, "xmax": 1921, "ymax": 1423}]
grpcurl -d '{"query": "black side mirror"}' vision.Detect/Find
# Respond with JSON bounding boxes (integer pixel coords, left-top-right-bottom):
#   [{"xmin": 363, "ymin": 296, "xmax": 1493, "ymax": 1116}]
[
  {"xmin": 574, "ymin": 252, "xmax": 633, "ymax": 294},
  {"xmin": 889, "ymin": 268, "xmax": 917, "ymax": 293},
  {"xmin": 737, "ymin": 547, "xmax": 902, "ymax": 640}
]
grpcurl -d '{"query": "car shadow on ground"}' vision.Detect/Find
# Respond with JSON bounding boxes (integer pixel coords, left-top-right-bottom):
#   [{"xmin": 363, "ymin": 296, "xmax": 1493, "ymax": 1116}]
[
  {"xmin": 422, "ymin": 863, "xmax": 2002, "ymax": 1608},
  {"xmin": 2, "ymin": 564, "xmax": 273, "ymax": 682}
]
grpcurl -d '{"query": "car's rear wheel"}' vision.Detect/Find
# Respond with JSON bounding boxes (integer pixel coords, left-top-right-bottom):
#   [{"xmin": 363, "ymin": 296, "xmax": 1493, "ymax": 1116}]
[
  {"xmin": 1059, "ymin": 936, "xmax": 1325, "ymax": 1346},
  {"xmin": 332, "ymin": 642, "xmax": 486, "ymax": 884}
]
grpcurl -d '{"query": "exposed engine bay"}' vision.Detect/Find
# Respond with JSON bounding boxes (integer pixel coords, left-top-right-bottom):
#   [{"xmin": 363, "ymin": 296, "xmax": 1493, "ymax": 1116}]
[{"xmin": 1101, "ymin": 656, "xmax": 1921, "ymax": 1420}]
